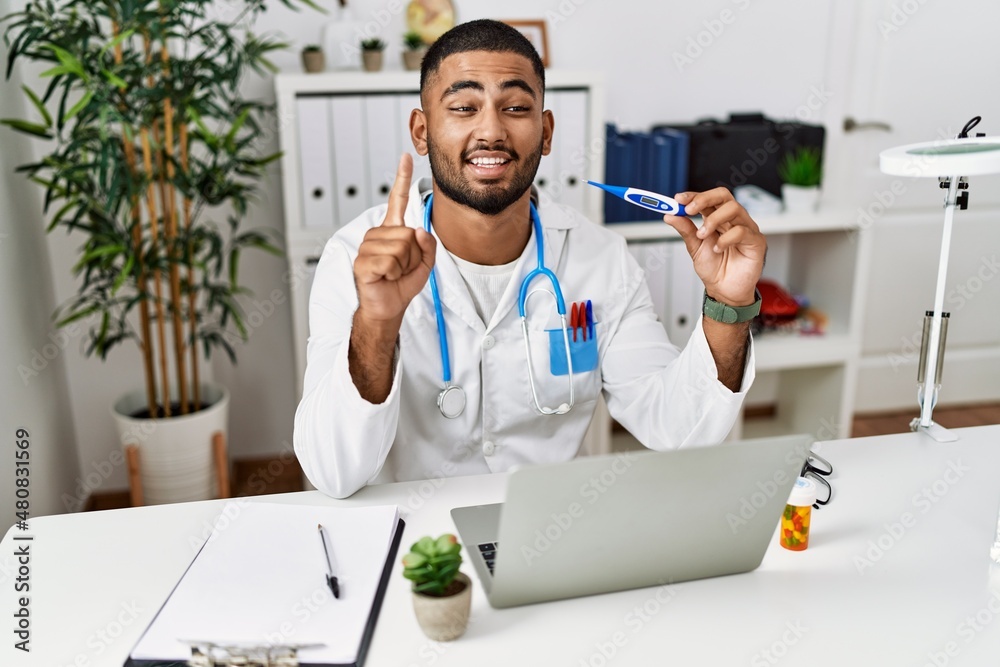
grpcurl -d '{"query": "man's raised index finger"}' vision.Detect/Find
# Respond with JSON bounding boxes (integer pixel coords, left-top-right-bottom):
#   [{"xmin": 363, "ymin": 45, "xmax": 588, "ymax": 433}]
[{"xmin": 383, "ymin": 153, "xmax": 413, "ymax": 226}]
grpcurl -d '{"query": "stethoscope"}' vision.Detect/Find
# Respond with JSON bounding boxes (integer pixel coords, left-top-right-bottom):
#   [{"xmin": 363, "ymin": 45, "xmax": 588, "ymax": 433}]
[{"xmin": 423, "ymin": 193, "xmax": 575, "ymax": 419}]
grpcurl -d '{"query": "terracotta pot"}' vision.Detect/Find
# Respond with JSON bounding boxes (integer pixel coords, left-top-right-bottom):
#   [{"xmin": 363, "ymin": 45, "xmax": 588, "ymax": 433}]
[
  {"xmin": 362, "ymin": 50, "xmax": 384, "ymax": 72},
  {"xmin": 301, "ymin": 50, "xmax": 325, "ymax": 73},
  {"xmin": 411, "ymin": 572, "xmax": 471, "ymax": 641},
  {"xmin": 402, "ymin": 48, "xmax": 426, "ymax": 71}
]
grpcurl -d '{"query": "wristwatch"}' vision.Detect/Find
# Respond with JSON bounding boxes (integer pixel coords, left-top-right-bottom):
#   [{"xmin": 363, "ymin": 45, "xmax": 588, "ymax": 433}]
[{"xmin": 702, "ymin": 289, "xmax": 762, "ymax": 324}]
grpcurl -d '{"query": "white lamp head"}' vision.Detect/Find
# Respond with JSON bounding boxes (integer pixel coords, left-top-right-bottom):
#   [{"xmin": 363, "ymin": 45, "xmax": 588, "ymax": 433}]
[{"xmin": 880, "ymin": 136, "xmax": 1000, "ymax": 177}]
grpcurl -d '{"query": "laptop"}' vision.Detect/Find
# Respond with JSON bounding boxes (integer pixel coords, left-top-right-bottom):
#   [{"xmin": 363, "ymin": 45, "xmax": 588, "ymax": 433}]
[{"xmin": 451, "ymin": 434, "xmax": 812, "ymax": 608}]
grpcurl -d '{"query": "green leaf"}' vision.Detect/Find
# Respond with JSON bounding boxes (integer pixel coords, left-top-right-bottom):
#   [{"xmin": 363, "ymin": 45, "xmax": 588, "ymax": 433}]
[
  {"xmin": 39, "ymin": 65, "xmax": 71, "ymax": 79},
  {"xmin": 64, "ymin": 90, "xmax": 94, "ymax": 122},
  {"xmin": 47, "ymin": 200, "xmax": 79, "ymax": 232},
  {"xmin": 256, "ymin": 56, "xmax": 279, "ymax": 74},
  {"xmin": 111, "ymin": 254, "xmax": 135, "ymax": 295},
  {"xmin": 101, "ymin": 69, "xmax": 128, "ymax": 89},
  {"xmin": 435, "ymin": 534, "xmax": 459, "ymax": 554},
  {"xmin": 73, "ymin": 243, "xmax": 125, "ymax": 272},
  {"xmin": 224, "ymin": 108, "xmax": 250, "ymax": 149},
  {"xmin": 412, "ymin": 537, "xmax": 436, "ymax": 557},
  {"xmin": 228, "ymin": 248, "xmax": 239, "ymax": 287},
  {"xmin": 21, "ymin": 85, "xmax": 52, "ymax": 127},
  {"xmin": 99, "ymin": 28, "xmax": 136, "ymax": 56},
  {"xmin": 402, "ymin": 553, "xmax": 428, "ymax": 569},
  {"xmin": 98, "ymin": 311, "xmax": 109, "ymax": 344},
  {"xmin": 0, "ymin": 118, "xmax": 52, "ymax": 139},
  {"xmin": 56, "ymin": 303, "xmax": 100, "ymax": 327},
  {"xmin": 44, "ymin": 44, "xmax": 87, "ymax": 80}
]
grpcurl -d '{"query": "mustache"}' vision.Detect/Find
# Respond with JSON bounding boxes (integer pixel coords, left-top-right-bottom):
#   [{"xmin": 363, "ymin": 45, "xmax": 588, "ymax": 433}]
[{"xmin": 462, "ymin": 144, "xmax": 519, "ymax": 161}]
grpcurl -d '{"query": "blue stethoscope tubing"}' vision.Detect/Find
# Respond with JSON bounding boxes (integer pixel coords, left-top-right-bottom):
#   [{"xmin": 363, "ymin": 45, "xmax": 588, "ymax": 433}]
[{"xmin": 423, "ymin": 193, "xmax": 575, "ymax": 418}]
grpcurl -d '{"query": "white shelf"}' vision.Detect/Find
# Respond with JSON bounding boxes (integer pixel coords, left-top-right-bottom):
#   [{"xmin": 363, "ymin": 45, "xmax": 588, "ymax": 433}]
[
  {"xmin": 754, "ymin": 333, "xmax": 857, "ymax": 371},
  {"xmin": 603, "ymin": 208, "xmax": 861, "ymax": 242}
]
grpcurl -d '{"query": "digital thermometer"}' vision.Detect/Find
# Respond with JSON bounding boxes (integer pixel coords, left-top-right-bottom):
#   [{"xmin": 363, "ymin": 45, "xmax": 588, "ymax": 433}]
[{"xmin": 586, "ymin": 181, "xmax": 687, "ymax": 217}]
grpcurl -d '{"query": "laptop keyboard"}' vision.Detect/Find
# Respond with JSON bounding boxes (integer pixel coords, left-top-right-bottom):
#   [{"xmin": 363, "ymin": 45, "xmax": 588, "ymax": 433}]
[{"xmin": 477, "ymin": 541, "xmax": 499, "ymax": 575}]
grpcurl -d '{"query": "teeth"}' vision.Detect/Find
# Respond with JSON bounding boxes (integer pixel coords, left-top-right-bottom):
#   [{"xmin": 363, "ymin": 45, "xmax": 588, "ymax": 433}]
[{"xmin": 471, "ymin": 157, "xmax": 508, "ymax": 166}]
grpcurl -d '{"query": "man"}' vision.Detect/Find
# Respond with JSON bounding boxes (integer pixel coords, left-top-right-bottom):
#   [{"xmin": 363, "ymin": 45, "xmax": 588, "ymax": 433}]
[{"xmin": 294, "ymin": 19, "xmax": 766, "ymax": 499}]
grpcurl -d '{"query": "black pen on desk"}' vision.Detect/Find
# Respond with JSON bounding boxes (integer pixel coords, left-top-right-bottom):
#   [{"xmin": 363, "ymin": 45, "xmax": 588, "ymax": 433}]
[{"xmin": 317, "ymin": 524, "xmax": 340, "ymax": 599}]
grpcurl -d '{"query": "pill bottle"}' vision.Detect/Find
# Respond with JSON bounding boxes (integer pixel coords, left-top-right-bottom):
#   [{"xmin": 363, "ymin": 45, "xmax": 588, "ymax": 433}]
[{"xmin": 780, "ymin": 477, "xmax": 818, "ymax": 551}]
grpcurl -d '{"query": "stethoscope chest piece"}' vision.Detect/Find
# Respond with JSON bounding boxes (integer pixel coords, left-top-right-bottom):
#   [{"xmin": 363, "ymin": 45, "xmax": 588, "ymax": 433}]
[{"xmin": 438, "ymin": 384, "xmax": 466, "ymax": 419}]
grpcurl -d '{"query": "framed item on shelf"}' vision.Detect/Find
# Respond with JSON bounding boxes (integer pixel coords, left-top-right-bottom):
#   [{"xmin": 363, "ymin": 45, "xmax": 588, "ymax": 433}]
[
  {"xmin": 502, "ymin": 19, "xmax": 549, "ymax": 67},
  {"xmin": 407, "ymin": 0, "xmax": 456, "ymax": 45}
]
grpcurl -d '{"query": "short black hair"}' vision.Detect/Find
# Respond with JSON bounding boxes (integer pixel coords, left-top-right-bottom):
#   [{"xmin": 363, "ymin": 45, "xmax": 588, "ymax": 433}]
[{"xmin": 420, "ymin": 19, "xmax": 545, "ymax": 100}]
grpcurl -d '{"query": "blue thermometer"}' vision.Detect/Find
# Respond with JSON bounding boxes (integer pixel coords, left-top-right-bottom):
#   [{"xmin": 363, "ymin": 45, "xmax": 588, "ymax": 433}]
[{"xmin": 586, "ymin": 181, "xmax": 687, "ymax": 217}]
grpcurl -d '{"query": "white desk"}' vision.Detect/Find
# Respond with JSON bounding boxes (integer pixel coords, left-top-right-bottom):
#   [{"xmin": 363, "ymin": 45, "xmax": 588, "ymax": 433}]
[{"xmin": 4, "ymin": 425, "xmax": 1000, "ymax": 666}]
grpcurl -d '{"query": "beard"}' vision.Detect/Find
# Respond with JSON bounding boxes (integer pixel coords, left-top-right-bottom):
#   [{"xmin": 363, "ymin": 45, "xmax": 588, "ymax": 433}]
[{"xmin": 426, "ymin": 136, "xmax": 543, "ymax": 216}]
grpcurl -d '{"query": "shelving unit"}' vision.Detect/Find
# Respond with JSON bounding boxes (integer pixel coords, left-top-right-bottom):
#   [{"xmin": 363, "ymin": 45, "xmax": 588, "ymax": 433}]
[{"xmin": 609, "ymin": 209, "xmax": 872, "ymax": 447}]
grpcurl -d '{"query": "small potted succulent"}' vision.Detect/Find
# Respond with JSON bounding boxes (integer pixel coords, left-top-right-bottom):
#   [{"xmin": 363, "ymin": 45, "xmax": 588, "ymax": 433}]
[
  {"xmin": 401, "ymin": 31, "xmax": 426, "ymax": 71},
  {"xmin": 301, "ymin": 44, "xmax": 325, "ymax": 73},
  {"xmin": 778, "ymin": 146, "xmax": 823, "ymax": 213},
  {"xmin": 360, "ymin": 37, "xmax": 386, "ymax": 72},
  {"xmin": 402, "ymin": 534, "xmax": 471, "ymax": 641}
]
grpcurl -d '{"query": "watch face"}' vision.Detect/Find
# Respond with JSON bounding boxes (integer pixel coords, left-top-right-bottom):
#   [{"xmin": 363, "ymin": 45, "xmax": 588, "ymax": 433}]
[{"xmin": 406, "ymin": 0, "xmax": 456, "ymax": 45}]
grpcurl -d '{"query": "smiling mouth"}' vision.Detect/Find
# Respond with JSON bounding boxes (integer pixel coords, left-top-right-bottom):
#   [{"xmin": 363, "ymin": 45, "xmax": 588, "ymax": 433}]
[{"xmin": 467, "ymin": 156, "xmax": 511, "ymax": 168}]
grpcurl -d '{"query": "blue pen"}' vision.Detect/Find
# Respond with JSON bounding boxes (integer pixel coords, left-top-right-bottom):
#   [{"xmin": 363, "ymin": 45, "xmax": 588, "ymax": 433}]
[
  {"xmin": 586, "ymin": 181, "xmax": 686, "ymax": 217},
  {"xmin": 585, "ymin": 300, "xmax": 594, "ymax": 338}
]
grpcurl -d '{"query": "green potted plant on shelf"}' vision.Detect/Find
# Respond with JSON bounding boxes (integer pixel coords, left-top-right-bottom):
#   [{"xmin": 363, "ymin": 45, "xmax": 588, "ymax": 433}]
[
  {"xmin": 402, "ymin": 534, "xmax": 471, "ymax": 641},
  {"xmin": 301, "ymin": 44, "xmax": 325, "ymax": 73},
  {"xmin": 1, "ymin": 0, "xmax": 318, "ymax": 505},
  {"xmin": 778, "ymin": 146, "xmax": 823, "ymax": 213},
  {"xmin": 360, "ymin": 37, "xmax": 386, "ymax": 72},
  {"xmin": 401, "ymin": 31, "xmax": 426, "ymax": 71}
]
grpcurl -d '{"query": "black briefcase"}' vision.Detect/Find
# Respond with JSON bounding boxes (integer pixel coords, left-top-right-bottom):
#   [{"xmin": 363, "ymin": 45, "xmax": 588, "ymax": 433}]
[{"xmin": 653, "ymin": 113, "xmax": 826, "ymax": 197}]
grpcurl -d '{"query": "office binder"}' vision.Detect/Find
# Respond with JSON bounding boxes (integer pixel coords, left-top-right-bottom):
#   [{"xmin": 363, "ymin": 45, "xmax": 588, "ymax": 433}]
[
  {"xmin": 556, "ymin": 90, "xmax": 589, "ymax": 213},
  {"xmin": 603, "ymin": 124, "xmax": 690, "ymax": 223},
  {"xmin": 295, "ymin": 97, "xmax": 336, "ymax": 229},
  {"xmin": 330, "ymin": 96, "xmax": 371, "ymax": 224},
  {"xmin": 652, "ymin": 127, "xmax": 689, "ymax": 196},
  {"xmin": 126, "ymin": 502, "xmax": 405, "ymax": 667}
]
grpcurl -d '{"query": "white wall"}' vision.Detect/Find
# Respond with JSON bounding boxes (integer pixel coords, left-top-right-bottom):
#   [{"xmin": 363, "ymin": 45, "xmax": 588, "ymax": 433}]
[{"xmin": 0, "ymin": 0, "xmax": 81, "ymax": 518}]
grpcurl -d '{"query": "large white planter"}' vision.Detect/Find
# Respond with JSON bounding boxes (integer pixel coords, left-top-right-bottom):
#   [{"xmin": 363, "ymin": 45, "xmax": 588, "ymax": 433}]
[{"xmin": 111, "ymin": 383, "xmax": 229, "ymax": 505}]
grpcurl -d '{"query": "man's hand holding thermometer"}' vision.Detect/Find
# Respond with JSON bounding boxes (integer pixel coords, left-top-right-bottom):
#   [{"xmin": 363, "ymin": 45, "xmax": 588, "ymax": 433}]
[
  {"xmin": 586, "ymin": 181, "xmax": 765, "ymax": 309},
  {"xmin": 588, "ymin": 180, "xmax": 766, "ymax": 391}
]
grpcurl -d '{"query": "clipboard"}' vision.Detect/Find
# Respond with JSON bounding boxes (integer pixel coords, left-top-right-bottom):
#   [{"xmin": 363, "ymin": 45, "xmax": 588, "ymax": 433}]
[{"xmin": 125, "ymin": 502, "xmax": 405, "ymax": 667}]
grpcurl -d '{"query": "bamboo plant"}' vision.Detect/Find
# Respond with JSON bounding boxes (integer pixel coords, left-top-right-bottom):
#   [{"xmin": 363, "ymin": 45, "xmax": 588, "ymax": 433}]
[{"xmin": 2, "ymin": 0, "xmax": 318, "ymax": 418}]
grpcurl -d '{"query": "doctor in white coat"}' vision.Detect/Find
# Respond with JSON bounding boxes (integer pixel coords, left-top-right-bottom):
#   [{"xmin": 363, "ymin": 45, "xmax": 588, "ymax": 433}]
[{"xmin": 294, "ymin": 20, "xmax": 767, "ymax": 499}]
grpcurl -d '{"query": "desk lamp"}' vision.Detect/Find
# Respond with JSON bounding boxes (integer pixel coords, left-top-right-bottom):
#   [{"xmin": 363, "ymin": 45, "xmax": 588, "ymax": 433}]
[{"xmin": 879, "ymin": 117, "xmax": 1000, "ymax": 442}]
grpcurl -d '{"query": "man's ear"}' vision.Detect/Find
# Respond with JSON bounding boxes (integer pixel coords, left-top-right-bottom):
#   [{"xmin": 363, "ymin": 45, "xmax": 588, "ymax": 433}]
[
  {"xmin": 410, "ymin": 108, "xmax": 429, "ymax": 156},
  {"xmin": 541, "ymin": 109, "xmax": 554, "ymax": 156}
]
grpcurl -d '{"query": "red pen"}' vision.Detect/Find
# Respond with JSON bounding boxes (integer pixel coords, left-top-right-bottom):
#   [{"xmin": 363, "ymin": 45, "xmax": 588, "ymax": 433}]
[{"xmin": 570, "ymin": 302, "xmax": 579, "ymax": 342}]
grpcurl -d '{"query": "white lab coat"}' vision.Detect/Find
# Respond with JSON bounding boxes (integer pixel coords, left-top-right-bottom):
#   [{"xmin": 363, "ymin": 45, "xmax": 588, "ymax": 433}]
[{"xmin": 294, "ymin": 179, "xmax": 755, "ymax": 498}]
